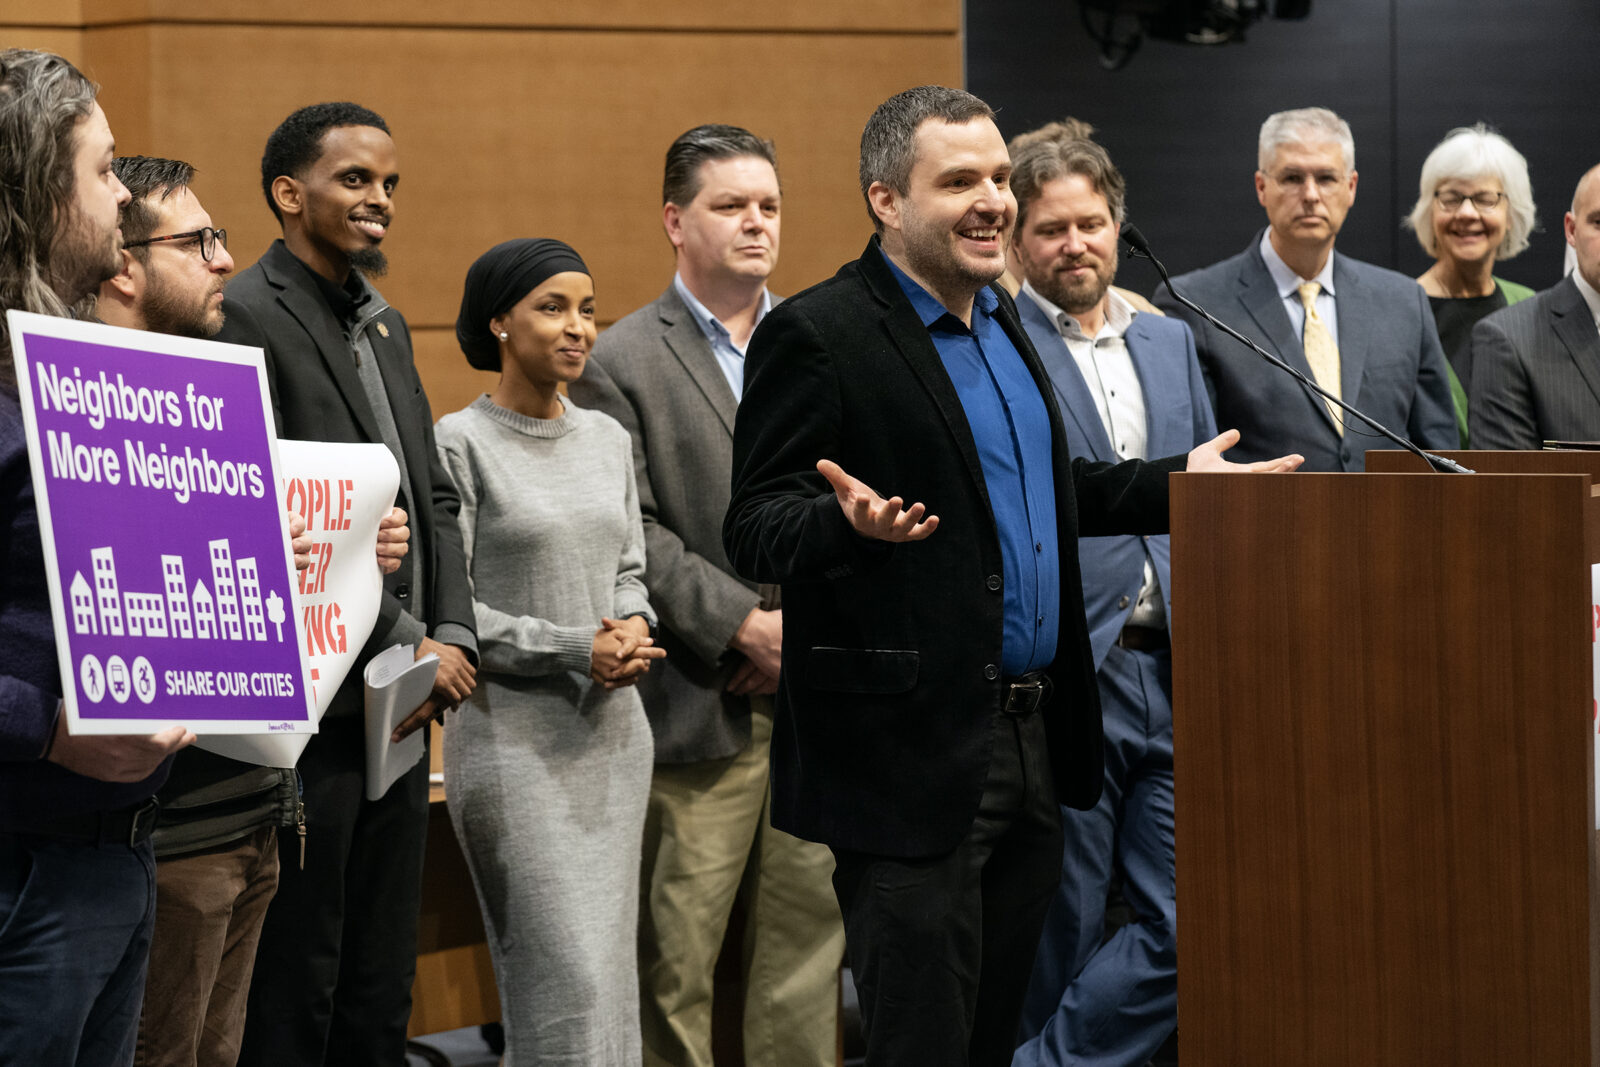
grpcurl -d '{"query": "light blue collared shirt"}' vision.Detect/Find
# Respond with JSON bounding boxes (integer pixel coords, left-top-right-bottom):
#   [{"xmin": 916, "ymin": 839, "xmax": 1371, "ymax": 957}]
[
  {"xmin": 1259, "ymin": 230, "xmax": 1339, "ymax": 347},
  {"xmin": 673, "ymin": 273, "xmax": 773, "ymax": 401}
]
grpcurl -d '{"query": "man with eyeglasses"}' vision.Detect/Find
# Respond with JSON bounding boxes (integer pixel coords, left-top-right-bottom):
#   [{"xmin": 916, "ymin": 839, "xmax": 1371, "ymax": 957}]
[
  {"xmin": 1154, "ymin": 107, "xmax": 1457, "ymax": 471},
  {"xmin": 1469, "ymin": 163, "xmax": 1600, "ymax": 449},
  {"xmin": 91, "ymin": 155, "xmax": 285, "ymax": 1067}
]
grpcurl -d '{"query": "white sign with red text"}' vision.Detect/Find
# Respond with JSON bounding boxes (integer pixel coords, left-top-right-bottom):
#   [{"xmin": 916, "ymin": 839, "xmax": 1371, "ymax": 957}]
[{"xmin": 197, "ymin": 440, "xmax": 398, "ymax": 766}]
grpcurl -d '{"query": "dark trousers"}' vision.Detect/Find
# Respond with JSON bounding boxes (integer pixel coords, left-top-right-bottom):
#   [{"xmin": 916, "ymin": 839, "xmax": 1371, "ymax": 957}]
[
  {"xmin": 831, "ymin": 711, "xmax": 1063, "ymax": 1067},
  {"xmin": 1016, "ymin": 645, "xmax": 1176, "ymax": 1067},
  {"xmin": 137, "ymin": 826, "xmax": 280, "ymax": 1067},
  {"xmin": 0, "ymin": 833, "xmax": 157, "ymax": 1067},
  {"xmin": 238, "ymin": 716, "xmax": 429, "ymax": 1067}
]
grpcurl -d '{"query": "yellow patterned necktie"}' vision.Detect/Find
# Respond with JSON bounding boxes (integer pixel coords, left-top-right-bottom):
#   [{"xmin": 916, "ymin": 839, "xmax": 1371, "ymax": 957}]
[{"xmin": 1297, "ymin": 280, "xmax": 1342, "ymax": 435}]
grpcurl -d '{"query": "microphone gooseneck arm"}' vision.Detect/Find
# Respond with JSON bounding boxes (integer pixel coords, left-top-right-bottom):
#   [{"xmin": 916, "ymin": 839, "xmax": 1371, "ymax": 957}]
[{"xmin": 1119, "ymin": 223, "xmax": 1472, "ymax": 475}]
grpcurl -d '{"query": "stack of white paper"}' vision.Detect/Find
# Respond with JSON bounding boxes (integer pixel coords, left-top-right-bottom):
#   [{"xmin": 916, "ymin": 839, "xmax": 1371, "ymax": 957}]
[{"xmin": 363, "ymin": 643, "xmax": 438, "ymax": 801}]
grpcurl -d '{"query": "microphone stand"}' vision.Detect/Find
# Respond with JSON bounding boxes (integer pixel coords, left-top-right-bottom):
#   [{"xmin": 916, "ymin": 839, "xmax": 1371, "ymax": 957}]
[{"xmin": 1120, "ymin": 224, "xmax": 1473, "ymax": 475}]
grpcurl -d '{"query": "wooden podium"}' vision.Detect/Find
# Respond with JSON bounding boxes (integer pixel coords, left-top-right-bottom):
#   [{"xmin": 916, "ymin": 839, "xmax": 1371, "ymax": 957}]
[{"xmin": 1170, "ymin": 451, "xmax": 1600, "ymax": 1064}]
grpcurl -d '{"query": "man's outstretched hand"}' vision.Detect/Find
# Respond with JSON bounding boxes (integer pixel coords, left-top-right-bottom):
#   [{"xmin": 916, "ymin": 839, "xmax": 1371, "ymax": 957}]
[
  {"xmin": 817, "ymin": 459, "xmax": 939, "ymax": 542},
  {"xmin": 1186, "ymin": 429, "xmax": 1304, "ymax": 473}
]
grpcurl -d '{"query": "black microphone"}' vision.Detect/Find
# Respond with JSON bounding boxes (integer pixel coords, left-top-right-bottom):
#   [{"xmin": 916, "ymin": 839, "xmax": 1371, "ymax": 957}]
[{"xmin": 1119, "ymin": 223, "xmax": 1472, "ymax": 475}]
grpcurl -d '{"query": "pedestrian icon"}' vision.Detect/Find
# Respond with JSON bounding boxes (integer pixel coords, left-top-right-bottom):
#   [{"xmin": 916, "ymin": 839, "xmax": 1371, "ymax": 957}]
[{"xmin": 79, "ymin": 654, "xmax": 105, "ymax": 704}]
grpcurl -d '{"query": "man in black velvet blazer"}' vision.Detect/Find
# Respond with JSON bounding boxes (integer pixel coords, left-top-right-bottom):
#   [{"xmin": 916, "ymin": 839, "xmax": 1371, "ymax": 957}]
[
  {"xmin": 217, "ymin": 103, "xmax": 477, "ymax": 1067},
  {"xmin": 723, "ymin": 87, "xmax": 1299, "ymax": 1067}
]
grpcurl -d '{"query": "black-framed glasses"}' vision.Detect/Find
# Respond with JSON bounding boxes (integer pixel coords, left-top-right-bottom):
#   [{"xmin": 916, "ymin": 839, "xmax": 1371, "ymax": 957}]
[
  {"xmin": 1433, "ymin": 190, "xmax": 1506, "ymax": 213},
  {"xmin": 123, "ymin": 227, "xmax": 228, "ymax": 262}
]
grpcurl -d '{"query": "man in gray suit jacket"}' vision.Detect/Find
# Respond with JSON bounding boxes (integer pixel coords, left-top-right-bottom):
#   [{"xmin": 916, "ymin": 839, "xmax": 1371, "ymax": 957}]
[
  {"xmin": 1470, "ymin": 164, "xmax": 1600, "ymax": 448},
  {"xmin": 1154, "ymin": 107, "xmax": 1457, "ymax": 470},
  {"xmin": 568, "ymin": 125, "xmax": 843, "ymax": 1067}
]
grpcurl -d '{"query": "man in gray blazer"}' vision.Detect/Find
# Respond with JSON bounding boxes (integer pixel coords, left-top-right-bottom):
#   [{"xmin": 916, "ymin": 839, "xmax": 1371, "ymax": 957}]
[
  {"xmin": 569, "ymin": 124, "xmax": 843, "ymax": 1067},
  {"xmin": 1469, "ymin": 163, "xmax": 1600, "ymax": 448},
  {"xmin": 1154, "ymin": 107, "xmax": 1457, "ymax": 470}
]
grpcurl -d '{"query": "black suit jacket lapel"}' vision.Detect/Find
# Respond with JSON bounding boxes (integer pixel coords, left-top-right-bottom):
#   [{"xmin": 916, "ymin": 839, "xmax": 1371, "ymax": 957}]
[
  {"xmin": 857, "ymin": 241, "xmax": 993, "ymax": 513},
  {"xmin": 260, "ymin": 242, "xmax": 385, "ymax": 445},
  {"xmin": 1550, "ymin": 276, "xmax": 1600, "ymax": 410}
]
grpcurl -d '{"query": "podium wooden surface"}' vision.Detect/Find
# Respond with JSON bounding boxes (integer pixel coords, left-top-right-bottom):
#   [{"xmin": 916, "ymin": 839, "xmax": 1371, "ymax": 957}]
[{"xmin": 1170, "ymin": 456, "xmax": 1600, "ymax": 1064}]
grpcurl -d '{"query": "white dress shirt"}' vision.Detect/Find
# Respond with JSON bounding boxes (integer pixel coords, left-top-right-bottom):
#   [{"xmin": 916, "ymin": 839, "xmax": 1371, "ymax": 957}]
[
  {"xmin": 1022, "ymin": 282, "xmax": 1166, "ymax": 629},
  {"xmin": 1572, "ymin": 269, "xmax": 1600, "ymax": 333}
]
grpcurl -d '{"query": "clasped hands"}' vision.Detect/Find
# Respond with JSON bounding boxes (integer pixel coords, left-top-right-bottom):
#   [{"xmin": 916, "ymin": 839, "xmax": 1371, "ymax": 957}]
[{"xmin": 591, "ymin": 616, "xmax": 666, "ymax": 690}]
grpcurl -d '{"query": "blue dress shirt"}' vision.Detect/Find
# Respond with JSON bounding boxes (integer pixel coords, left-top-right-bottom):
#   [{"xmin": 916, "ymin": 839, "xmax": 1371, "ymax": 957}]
[{"xmin": 883, "ymin": 256, "xmax": 1060, "ymax": 675}]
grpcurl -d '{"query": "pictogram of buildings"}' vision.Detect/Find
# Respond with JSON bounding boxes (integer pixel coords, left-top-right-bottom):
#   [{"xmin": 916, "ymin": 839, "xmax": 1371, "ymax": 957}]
[
  {"xmin": 124, "ymin": 591, "xmax": 168, "ymax": 638},
  {"xmin": 90, "ymin": 546, "xmax": 124, "ymax": 637},
  {"xmin": 70, "ymin": 572, "xmax": 96, "ymax": 634},
  {"xmin": 68, "ymin": 539, "xmax": 280, "ymax": 645},
  {"xmin": 210, "ymin": 539, "xmax": 242, "ymax": 641},
  {"xmin": 237, "ymin": 557, "xmax": 266, "ymax": 642},
  {"xmin": 162, "ymin": 555, "xmax": 193, "ymax": 640},
  {"xmin": 192, "ymin": 580, "xmax": 215, "ymax": 640}
]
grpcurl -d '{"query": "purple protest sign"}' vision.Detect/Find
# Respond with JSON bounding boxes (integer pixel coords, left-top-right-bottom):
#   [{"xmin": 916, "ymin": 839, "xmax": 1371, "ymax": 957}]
[{"xmin": 8, "ymin": 311, "xmax": 315, "ymax": 735}]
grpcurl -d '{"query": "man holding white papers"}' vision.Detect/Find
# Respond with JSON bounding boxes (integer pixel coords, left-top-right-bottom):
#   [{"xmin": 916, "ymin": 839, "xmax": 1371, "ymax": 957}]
[{"xmin": 218, "ymin": 102, "xmax": 478, "ymax": 1067}]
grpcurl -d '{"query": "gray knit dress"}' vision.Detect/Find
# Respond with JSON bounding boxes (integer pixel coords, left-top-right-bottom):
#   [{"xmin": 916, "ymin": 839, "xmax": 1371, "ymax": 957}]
[{"xmin": 435, "ymin": 394, "xmax": 656, "ymax": 1066}]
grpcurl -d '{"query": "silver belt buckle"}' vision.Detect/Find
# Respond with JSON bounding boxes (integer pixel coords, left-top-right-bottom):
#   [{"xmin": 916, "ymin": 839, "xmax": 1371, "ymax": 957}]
[
  {"xmin": 128, "ymin": 797, "xmax": 161, "ymax": 847},
  {"xmin": 1004, "ymin": 677, "xmax": 1046, "ymax": 716}
]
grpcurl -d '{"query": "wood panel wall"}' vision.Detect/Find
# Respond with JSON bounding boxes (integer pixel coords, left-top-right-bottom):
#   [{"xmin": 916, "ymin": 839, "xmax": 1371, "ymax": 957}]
[{"xmin": 15, "ymin": 1, "xmax": 961, "ymax": 417}]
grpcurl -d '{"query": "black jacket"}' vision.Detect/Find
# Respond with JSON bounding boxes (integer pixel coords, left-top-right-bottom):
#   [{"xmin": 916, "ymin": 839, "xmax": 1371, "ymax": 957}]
[{"xmin": 723, "ymin": 238, "xmax": 1179, "ymax": 858}]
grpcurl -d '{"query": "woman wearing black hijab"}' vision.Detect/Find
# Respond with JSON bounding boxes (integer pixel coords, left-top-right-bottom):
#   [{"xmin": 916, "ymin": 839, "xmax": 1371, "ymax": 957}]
[{"xmin": 434, "ymin": 238, "xmax": 664, "ymax": 1064}]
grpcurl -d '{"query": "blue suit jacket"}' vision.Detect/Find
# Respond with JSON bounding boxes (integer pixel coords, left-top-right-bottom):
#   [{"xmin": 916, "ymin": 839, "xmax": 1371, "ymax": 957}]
[
  {"xmin": 1152, "ymin": 235, "xmax": 1458, "ymax": 471},
  {"xmin": 1019, "ymin": 294, "xmax": 1217, "ymax": 671}
]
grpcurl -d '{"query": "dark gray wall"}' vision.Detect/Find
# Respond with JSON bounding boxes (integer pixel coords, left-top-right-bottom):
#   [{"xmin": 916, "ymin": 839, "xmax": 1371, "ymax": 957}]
[{"xmin": 968, "ymin": 0, "xmax": 1600, "ymax": 295}]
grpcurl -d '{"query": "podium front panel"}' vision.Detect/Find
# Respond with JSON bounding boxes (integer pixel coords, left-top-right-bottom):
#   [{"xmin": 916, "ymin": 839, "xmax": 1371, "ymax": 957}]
[{"xmin": 1171, "ymin": 471, "xmax": 1598, "ymax": 1065}]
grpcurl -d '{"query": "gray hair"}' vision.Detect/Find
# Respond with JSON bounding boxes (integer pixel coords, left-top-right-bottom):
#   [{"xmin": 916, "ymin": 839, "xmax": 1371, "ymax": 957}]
[
  {"xmin": 1257, "ymin": 107, "xmax": 1354, "ymax": 174},
  {"xmin": 1010, "ymin": 134, "xmax": 1127, "ymax": 236},
  {"xmin": 1403, "ymin": 124, "xmax": 1535, "ymax": 260},
  {"xmin": 662, "ymin": 124, "xmax": 779, "ymax": 207},
  {"xmin": 0, "ymin": 49, "xmax": 98, "ymax": 387},
  {"xmin": 859, "ymin": 86, "xmax": 994, "ymax": 232}
]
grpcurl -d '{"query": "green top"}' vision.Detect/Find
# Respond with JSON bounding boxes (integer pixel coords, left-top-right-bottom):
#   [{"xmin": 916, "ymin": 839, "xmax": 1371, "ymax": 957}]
[{"xmin": 1441, "ymin": 276, "xmax": 1535, "ymax": 447}]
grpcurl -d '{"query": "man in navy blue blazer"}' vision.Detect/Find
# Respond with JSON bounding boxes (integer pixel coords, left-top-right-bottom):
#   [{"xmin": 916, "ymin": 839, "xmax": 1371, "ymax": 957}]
[
  {"xmin": 1153, "ymin": 108, "xmax": 1456, "ymax": 470},
  {"xmin": 1007, "ymin": 130, "xmax": 1216, "ymax": 1067}
]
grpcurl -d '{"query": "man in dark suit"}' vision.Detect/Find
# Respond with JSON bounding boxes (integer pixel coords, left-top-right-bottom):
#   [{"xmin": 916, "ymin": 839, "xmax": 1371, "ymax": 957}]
[
  {"xmin": 1154, "ymin": 107, "xmax": 1457, "ymax": 470},
  {"xmin": 1006, "ymin": 131, "xmax": 1216, "ymax": 1067},
  {"xmin": 217, "ymin": 102, "xmax": 478, "ymax": 1067},
  {"xmin": 569, "ymin": 124, "xmax": 843, "ymax": 1066},
  {"xmin": 723, "ymin": 86, "xmax": 1299, "ymax": 1067},
  {"xmin": 1469, "ymin": 163, "xmax": 1600, "ymax": 448}
]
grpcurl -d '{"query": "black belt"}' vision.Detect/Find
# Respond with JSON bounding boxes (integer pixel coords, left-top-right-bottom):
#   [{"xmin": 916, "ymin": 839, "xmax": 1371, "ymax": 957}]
[
  {"xmin": 1001, "ymin": 671, "xmax": 1051, "ymax": 716},
  {"xmin": 1116, "ymin": 625, "xmax": 1170, "ymax": 653},
  {"xmin": 0, "ymin": 796, "xmax": 161, "ymax": 848}
]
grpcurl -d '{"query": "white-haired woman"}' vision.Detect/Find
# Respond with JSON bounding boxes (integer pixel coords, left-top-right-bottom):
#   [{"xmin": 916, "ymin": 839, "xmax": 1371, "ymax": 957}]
[{"xmin": 1405, "ymin": 124, "xmax": 1537, "ymax": 444}]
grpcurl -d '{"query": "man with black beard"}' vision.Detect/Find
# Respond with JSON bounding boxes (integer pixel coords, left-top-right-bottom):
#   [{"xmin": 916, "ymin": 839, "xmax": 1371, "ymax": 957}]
[
  {"xmin": 1006, "ymin": 130, "xmax": 1215, "ymax": 1067},
  {"xmin": 216, "ymin": 103, "xmax": 478, "ymax": 1067}
]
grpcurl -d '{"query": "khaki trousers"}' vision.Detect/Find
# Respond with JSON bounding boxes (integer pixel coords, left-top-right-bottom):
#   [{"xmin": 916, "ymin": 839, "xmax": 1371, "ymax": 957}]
[
  {"xmin": 640, "ymin": 701, "xmax": 845, "ymax": 1067},
  {"xmin": 135, "ymin": 827, "xmax": 280, "ymax": 1067}
]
